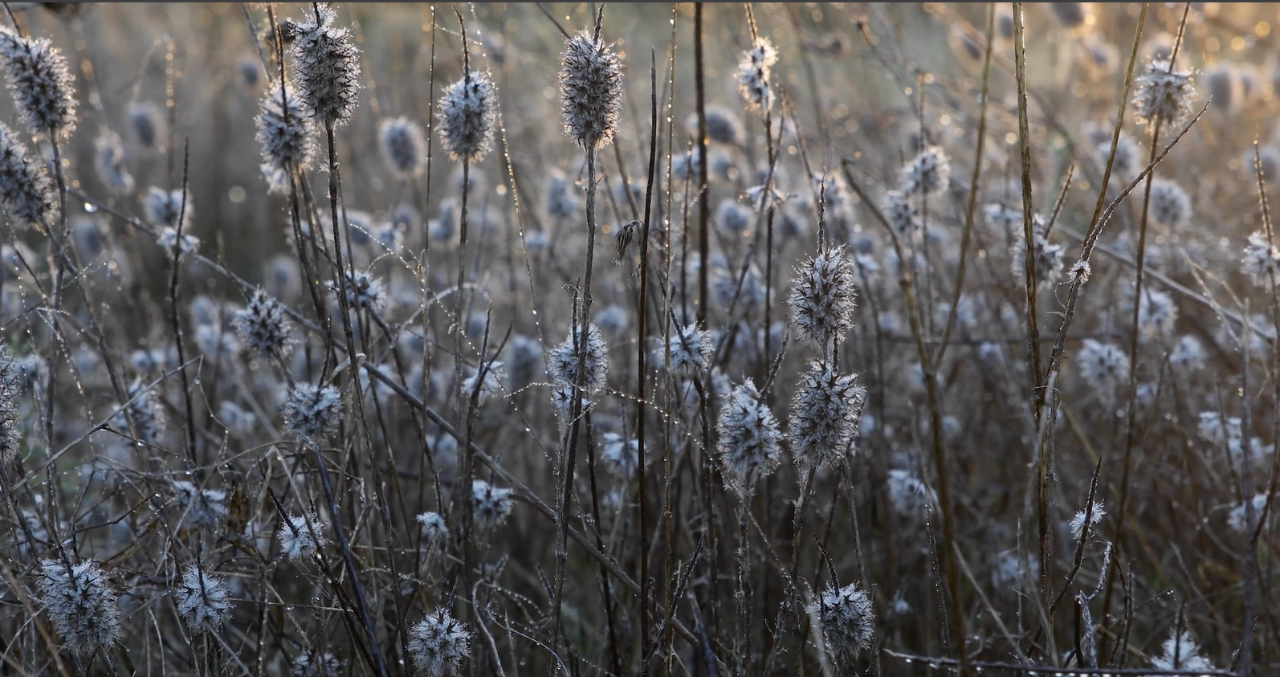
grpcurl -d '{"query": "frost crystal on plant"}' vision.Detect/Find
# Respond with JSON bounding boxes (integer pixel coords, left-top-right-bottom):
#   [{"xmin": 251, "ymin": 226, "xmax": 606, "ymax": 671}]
[
  {"xmin": 175, "ymin": 564, "xmax": 230, "ymax": 632},
  {"xmin": 417, "ymin": 511, "xmax": 449, "ymax": 549},
  {"xmin": 256, "ymin": 83, "xmax": 315, "ymax": 193},
  {"xmin": 289, "ymin": 4, "xmax": 362, "ymax": 128},
  {"xmin": 1011, "ymin": 215, "xmax": 1065, "ymax": 288},
  {"xmin": 559, "ymin": 29, "xmax": 624, "ymax": 150},
  {"xmin": 234, "ymin": 289, "xmax": 295, "ymax": 357},
  {"xmin": 462, "ymin": 361, "xmax": 505, "ymax": 403},
  {"xmin": 789, "ymin": 361, "xmax": 866, "ymax": 469},
  {"xmin": 172, "ymin": 480, "xmax": 228, "ymax": 528},
  {"xmin": 1242, "ymin": 231, "xmax": 1280, "ymax": 286},
  {"xmin": 0, "ymin": 120, "xmax": 56, "ymax": 229},
  {"xmin": 901, "ymin": 145, "xmax": 950, "ymax": 196},
  {"xmin": 281, "ymin": 383, "xmax": 342, "ymax": 439},
  {"xmin": 1133, "ymin": 58, "xmax": 1197, "ymax": 133},
  {"xmin": 736, "ymin": 37, "xmax": 778, "ymax": 112},
  {"xmin": 1150, "ymin": 629, "xmax": 1215, "ymax": 674},
  {"xmin": 471, "ymin": 479, "xmax": 513, "ymax": 531},
  {"xmin": 547, "ymin": 322, "xmax": 609, "ymax": 393},
  {"xmin": 1069, "ymin": 500, "xmax": 1105, "ymax": 541},
  {"xmin": 887, "ymin": 469, "xmax": 934, "ymax": 518},
  {"xmin": 716, "ymin": 379, "xmax": 782, "ymax": 496},
  {"xmin": 789, "ymin": 244, "xmax": 858, "ymax": 348},
  {"xmin": 437, "ymin": 70, "xmax": 497, "ymax": 163},
  {"xmin": 280, "ymin": 512, "xmax": 324, "ymax": 561},
  {"xmin": 656, "ymin": 322, "xmax": 715, "ymax": 374},
  {"xmin": 409, "ymin": 608, "xmax": 471, "ymax": 677},
  {"xmin": 117, "ymin": 377, "xmax": 167, "ymax": 444},
  {"xmin": 0, "ymin": 350, "xmax": 19, "ymax": 463},
  {"xmin": 1148, "ymin": 177, "xmax": 1191, "ymax": 228},
  {"xmin": 37, "ymin": 558, "xmax": 121, "ymax": 654},
  {"xmin": 815, "ymin": 583, "xmax": 874, "ymax": 670},
  {"xmin": 0, "ymin": 27, "xmax": 77, "ymax": 138},
  {"xmin": 157, "ymin": 227, "xmax": 199, "ymax": 258}
]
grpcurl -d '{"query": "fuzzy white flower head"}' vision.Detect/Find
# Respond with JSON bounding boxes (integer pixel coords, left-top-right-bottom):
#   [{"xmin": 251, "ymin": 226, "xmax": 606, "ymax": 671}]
[
  {"xmin": 656, "ymin": 322, "xmax": 715, "ymax": 374},
  {"xmin": 1075, "ymin": 339, "xmax": 1129, "ymax": 406},
  {"xmin": 559, "ymin": 29, "xmax": 624, "ymax": 150},
  {"xmin": 736, "ymin": 37, "xmax": 778, "ymax": 112},
  {"xmin": 416, "ymin": 511, "xmax": 449, "ymax": 549},
  {"xmin": 409, "ymin": 608, "xmax": 471, "ymax": 677},
  {"xmin": 281, "ymin": 383, "xmax": 342, "ymax": 439},
  {"xmin": 547, "ymin": 322, "xmax": 609, "ymax": 393},
  {"xmin": 1150, "ymin": 629, "xmax": 1215, "ymax": 674},
  {"xmin": 1242, "ymin": 231, "xmax": 1280, "ymax": 286},
  {"xmin": 815, "ymin": 583, "xmax": 874, "ymax": 670},
  {"xmin": 472, "ymin": 479, "xmax": 514, "ymax": 531},
  {"xmin": 256, "ymin": 83, "xmax": 316, "ymax": 193},
  {"xmin": 1069, "ymin": 500, "xmax": 1106, "ymax": 541},
  {"xmin": 279, "ymin": 512, "xmax": 325, "ymax": 561},
  {"xmin": 175, "ymin": 564, "xmax": 231, "ymax": 632},
  {"xmin": 789, "ymin": 362, "xmax": 866, "ymax": 470},
  {"xmin": 437, "ymin": 70, "xmax": 497, "ymax": 164},
  {"xmin": 716, "ymin": 379, "xmax": 782, "ymax": 497},
  {"xmin": 37, "ymin": 558, "xmax": 121, "ymax": 654},
  {"xmin": 289, "ymin": 4, "xmax": 362, "ymax": 128},
  {"xmin": 901, "ymin": 145, "xmax": 950, "ymax": 196},
  {"xmin": 789, "ymin": 244, "xmax": 858, "ymax": 349},
  {"xmin": 233, "ymin": 289, "xmax": 295, "ymax": 358},
  {"xmin": 1133, "ymin": 58, "xmax": 1197, "ymax": 133},
  {"xmin": 600, "ymin": 432, "xmax": 639, "ymax": 478}
]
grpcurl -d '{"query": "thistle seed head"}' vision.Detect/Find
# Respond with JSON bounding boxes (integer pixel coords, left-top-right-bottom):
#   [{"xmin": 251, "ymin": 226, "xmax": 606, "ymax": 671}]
[
  {"xmin": 559, "ymin": 29, "xmax": 624, "ymax": 150},
  {"xmin": 547, "ymin": 322, "xmax": 609, "ymax": 393},
  {"xmin": 736, "ymin": 37, "xmax": 778, "ymax": 112},
  {"xmin": 716, "ymin": 378, "xmax": 783, "ymax": 497},
  {"xmin": 281, "ymin": 383, "xmax": 342, "ymax": 439},
  {"xmin": 437, "ymin": 71, "xmax": 497, "ymax": 164},
  {"xmin": 37, "ymin": 558, "xmax": 121, "ymax": 654},
  {"xmin": 789, "ymin": 362, "xmax": 866, "ymax": 469},
  {"xmin": 93, "ymin": 128, "xmax": 134, "ymax": 195},
  {"xmin": 1133, "ymin": 58, "xmax": 1197, "ymax": 133},
  {"xmin": 256, "ymin": 83, "xmax": 316, "ymax": 193},
  {"xmin": 409, "ymin": 608, "xmax": 471, "ymax": 677},
  {"xmin": 471, "ymin": 479, "xmax": 513, "ymax": 531},
  {"xmin": 377, "ymin": 115, "xmax": 427, "ymax": 178},
  {"xmin": 279, "ymin": 512, "xmax": 325, "ymax": 561},
  {"xmin": 815, "ymin": 583, "xmax": 875, "ymax": 670},
  {"xmin": 289, "ymin": 4, "xmax": 362, "ymax": 128},
  {"xmin": 789, "ymin": 244, "xmax": 858, "ymax": 349},
  {"xmin": 233, "ymin": 288, "xmax": 295, "ymax": 358},
  {"xmin": 0, "ymin": 120, "xmax": 56, "ymax": 230},
  {"xmin": 0, "ymin": 27, "xmax": 77, "ymax": 138},
  {"xmin": 175, "ymin": 564, "xmax": 231, "ymax": 632}
]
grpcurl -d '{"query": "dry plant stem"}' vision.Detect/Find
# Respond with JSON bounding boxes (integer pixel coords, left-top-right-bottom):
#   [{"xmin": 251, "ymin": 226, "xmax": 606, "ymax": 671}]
[
  {"xmin": 1013, "ymin": 2, "xmax": 1043, "ymax": 408},
  {"xmin": 694, "ymin": 2, "xmax": 709, "ymax": 325},
  {"xmin": 934, "ymin": 3, "xmax": 994, "ymax": 365},
  {"xmin": 165, "ymin": 140, "xmax": 198, "ymax": 468},
  {"xmin": 636, "ymin": 49, "xmax": 660, "ymax": 674}
]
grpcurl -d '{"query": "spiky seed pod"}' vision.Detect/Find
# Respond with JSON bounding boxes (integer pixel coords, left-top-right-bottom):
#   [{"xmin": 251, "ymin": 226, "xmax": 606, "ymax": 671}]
[
  {"xmin": 1147, "ymin": 177, "xmax": 1191, "ymax": 228},
  {"xmin": 0, "ymin": 27, "xmax": 77, "ymax": 138},
  {"xmin": 281, "ymin": 383, "xmax": 342, "ymax": 439},
  {"xmin": 93, "ymin": 128, "xmax": 134, "ymax": 195},
  {"xmin": 143, "ymin": 186, "xmax": 191, "ymax": 230},
  {"xmin": 737, "ymin": 37, "xmax": 778, "ymax": 112},
  {"xmin": 175, "ymin": 564, "xmax": 231, "ymax": 632},
  {"xmin": 289, "ymin": 4, "xmax": 362, "ymax": 128},
  {"xmin": 0, "ymin": 120, "xmax": 55, "ymax": 229},
  {"xmin": 127, "ymin": 101, "xmax": 165, "ymax": 149},
  {"xmin": 716, "ymin": 379, "xmax": 782, "ymax": 497},
  {"xmin": 37, "ymin": 559, "xmax": 121, "ymax": 654},
  {"xmin": 279, "ymin": 512, "xmax": 325, "ymax": 560},
  {"xmin": 658, "ymin": 322, "xmax": 715, "ymax": 374},
  {"xmin": 884, "ymin": 190, "xmax": 918, "ymax": 237},
  {"xmin": 901, "ymin": 145, "xmax": 951, "ymax": 196},
  {"xmin": 1242, "ymin": 231, "xmax": 1280, "ymax": 285},
  {"xmin": 377, "ymin": 115, "xmax": 427, "ymax": 178},
  {"xmin": 341, "ymin": 270, "xmax": 385, "ymax": 311},
  {"xmin": 409, "ymin": 608, "xmax": 472, "ymax": 677},
  {"xmin": 558, "ymin": 29, "xmax": 624, "ymax": 150},
  {"xmin": 437, "ymin": 70, "xmax": 497, "ymax": 164},
  {"xmin": 790, "ymin": 245, "xmax": 858, "ymax": 349},
  {"xmin": 816, "ymin": 583, "xmax": 875, "ymax": 670},
  {"xmin": 789, "ymin": 362, "xmax": 866, "ymax": 469},
  {"xmin": 471, "ymin": 479, "xmax": 513, "ymax": 531},
  {"xmin": 1133, "ymin": 58, "xmax": 1197, "ymax": 133},
  {"xmin": 1075, "ymin": 339, "xmax": 1129, "ymax": 406},
  {"xmin": 234, "ymin": 288, "xmax": 295, "ymax": 357},
  {"xmin": 1011, "ymin": 215, "xmax": 1065, "ymax": 288},
  {"xmin": 256, "ymin": 83, "xmax": 316, "ymax": 193},
  {"xmin": 547, "ymin": 322, "xmax": 609, "ymax": 393},
  {"xmin": 0, "ymin": 350, "xmax": 20, "ymax": 463}
]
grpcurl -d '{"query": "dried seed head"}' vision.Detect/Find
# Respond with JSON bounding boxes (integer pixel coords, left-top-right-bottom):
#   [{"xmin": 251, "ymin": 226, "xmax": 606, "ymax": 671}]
[
  {"xmin": 1075, "ymin": 339, "xmax": 1129, "ymax": 406},
  {"xmin": 600, "ymin": 432, "xmax": 640, "ymax": 478},
  {"xmin": 0, "ymin": 27, "xmax": 77, "ymax": 137},
  {"xmin": 736, "ymin": 37, "xmax": 778, "ymax": 112},
  {"xmin": 0, "ymin": 120, "xmax": 55, "ymax": 230},
  {"xmin": 789, "ymin": 244, "xmax": 858, "ymax": 349},
  {"xmin": 256, "ymin": 83, "xmax": 316, "ymax": 193},
  {"xmin": 689, "ymin": 105, "xmax": 745, "ymax": 146},
  {"xmin": 233, "ymin": 288, "xmax": 295, "ymax": 357},
  {"xmin": 462, "ymin": 361, "xmax": 506, "ymax": 404},
  {"xmin": 175, "ymin": 564, "xmax": 231, "ymax": 632},
  {"xmin": 816, "ymin": 583, "xmax": 875, "ymax": 670},
  {"xmin": 1011, "ymin": 215, "xmax": 1064, "ymax": 288},
  {"xmin": 559, "ymin": 29, "xmax": 624, "ymax": 150},
  {"xmin": 127, "ymin": 101, "xmax": 165, "ymax": 149},
  {"xmin": 171, "ymin": 480, "xmax": 229, "ymax": 528},
  {"xmin": 716, "ymin": 378, "xmax": 782, "ymax": 497},
  {"xmin": 547, "ymin": 322, "xmax": 609, "ymax": 393},
  {"xmin": 1151, "ymin": 630, "xmax": 1215, "ymax": 674},
  {"xmin": 280, "ymin": 512, "xmax": 325, "ymax": 560},
  {"xmin": 116, "ymin": 377, "xmax": 166, "ymax": 444},
  {"xmin": 1133, "ymin": 58, "xmax": 1197, "ymax": 133},
  {"xmin": 471, "ymin": 479, "xmax": 514, "ymax": 531},
  {"xmin": 281, "ymin": 383, "xmax": 342, "ymax": 439},
  {"xmin": 409, "ymin": 608, "xmax": 471, "ymax": 677},
  {"xmin": 656, "ymin": 322, "xmax": 715, "ymax": 374},
  {"xmin": 1242, "ymin": 231, "xmax": 1280, "ymax": 286},
  {"xmin": 887, "ymin": 468, "xmax": 935, "ymax": 518},
  {"xmin": 377, "ymin": 116, "xmax": 427, "ymax": 178},
  {"xmin": 416, "ymin": 511, "xmax": 449, "ymax": 549},
  {"xmin": 0, "ymin": 349, "xmax": 21, "ymax": 463},
  {"xmin": 437, "ymin": 70, "xmax": 497, "ymax": 164},
  {"xmin": 157, "ymin": 227, "xmax": 199, "ymax": 258},
  {"xmin": 289, "ymin": 4, "xmax": 362, "ymax": 128},
  {"xmin": 38, "ymin": 559, "xmax": 120, "ymax": 654},
  {"xmin": 884, "ymin": 190, "xmax": 918, "ymax": 237},
  {"xmin": 901, "ymin": 145, "xmax": 950, "ymax": 196},
  {"xmin": 93, "ymin": 128, "xmax": 134, "ymax": 195},
  {"xmin": 341, "ymin": 270, "xmax": 385, "ymax": 311},
  {"xmin": 1136, "ymin": 288, "xmax": 1178, "ymax": 339},
  {"xmin": 1147, "ymin": 177, "xmax": 1191, "ymax": 228},
  {"xmin": 789, "ymin": 362, "xmax": 866, "ymax": 469},
  {"xmin": 715, "ymin": 199, "xmax": 752, "ymax": 236},
  {"xmin": 143, "ymin": 186, "xmax": 192, "ymax": 230}
]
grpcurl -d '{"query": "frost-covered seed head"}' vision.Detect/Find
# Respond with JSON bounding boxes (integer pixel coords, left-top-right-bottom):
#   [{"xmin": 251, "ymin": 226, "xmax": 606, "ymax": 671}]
[
  {"xmin": 504, "ymin": 334, "xmax": 544, "ymax": 392},
  {"xmin": 559, "ymin": 29, "xmax": 624, "ymax": 150},
  {"xmin": 1011, "ymin": 216, "xmax": 1065, "ymax": 288},
  {"xmin": 1169, "ymin": 334, "xmax": 1205, "ymax": 371},
  {"xmin": 1242, "ymin": 231, "xmax": 1280, "ymax": 286},
  {"xmin": 256, "ymin": 83, "xmax": 316, "ymax": 193},
  {"xmin": 437, "ymin": 71, "xmax": 497, "ymax": 163},
  {"xmin": 127, "ymin": 101, "xmax": 164, "ymax": 149},
  {"xmin": 172, "ymin": 480, "xmax": 228, "ymax": 528},
  {"xmin": 416, "ymin": 511, "xmax": 449, "ymax": 549},
  {"xmin": 716, "ymin": 379, "xmax": 782, "ymax": 497},
  {"xmin": 715, "ymin": 198, "xmax": 752, "ymax": 236},
  {"xmin": 118, "ymin": 378, "xmax": 166, "ymax": 444},
  {"xmin": 234, "ymin": 289, "xmax": 295, "ymax": 357},
  {"xmin": 658, "ymin": 322, "xmax": 715, "ymax": 374},
  {"xmin": 0, "ymin": 27, "xmax": 77, "ymax": 137},
  {"xmin": 471, "ymin": 479, "xmax": 514, "ymax": 531},
  {"xmin": 1148, "ymin": 178, "xmax": 1191, "ymax": 228},
  {"xmin": 143, "ymin": 186, "xmax": 191, "ymax": 230},
  {"xmin": 600, "ymin": 432, "xmax": 639, "ymax": 478},
  {"xmin": 816, "ymin": 583, "xmax": 874, "ymax": 670},
  {"xmin": 280, "ymin": 512, "xmax": 325, "ymax": 560},
  {"xmin": 1075, "ymin": 339, "xmax": 1129, "ymax": 405},
  {"xmin": 289, "ymin": 4, "xmax": 362, "ymax": 128},
  {"xmin": 93, "ymin": 128, "xmax": 134, "ymax": 195},
  {"xmin": 901, "ymin": 145, "xmax": 950, "ymax": 196},
  {"xmin": 377, "ymin": 116, "xmax": 427, "ymax": 178},
  {"xmin": 1069, "ymin": 501, "xmax": 1106, "ymax": 541},
  {"xmin": 175, "ymin": 564, "xmax": 231, "ymax": 632},
  {"xmin": 341, "ymin": 270, "xmax": 385, "ymax": 311},
  {"xmin": 789, "ymin": 245, "xmax": 858, "ymax": 348},
  {"xmin": 462, "ymin": 361, "xmax": 505, "ymax": 403},
  {"xmin": 0, "ymin": 120, "xmax": 56, "ymax": 229},
  {"xmin": 1151, "ymin": 630, "xmax": 1215, "ymax": 673},
  {"xmin": 38, "ymin": 558, "xmax": 120, "ymax": 654},
  {"xmin": 281, "ymin": 383, "xmax": 342, "ymax": 439},
  {"xmin": 547, "ymin": 322, "xmax": 609, "ymax": 393},
  {"xmin": 887, "ymin": 469, "xmax": 934, "ymax": 518},
  {"xmin": 737, "ymin": 37, "xmax": 778, "ymax": 111},
  {"xmin": 157, "ymin": 227, "xmax": 199, "ymax": 258},
  {"xmin": 1133, "ymin": 58, "xmax": 1197, "ymax": 133},
  {"xmin": 884, "ymin": 190, "xmax": 918, "ymax": 237},
  {"xmin": 789, "ymin": 362, "xmax": 866, "ymax": 469},
  {"xmin": 1136, "ymin": 289, "xmax": 1178, "ymax": 339},
  {"xmin": 0, "ymin": 350, "xmax": 21, "ymax": 463},
  {"xmin": 409, "ymin": 608, "xmax": 472, "ymax": 677}
]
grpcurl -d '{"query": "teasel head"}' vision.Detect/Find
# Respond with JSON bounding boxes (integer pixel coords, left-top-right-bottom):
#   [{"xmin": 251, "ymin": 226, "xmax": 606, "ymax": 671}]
[
  {"xmin": 737, "ymin": 36, "xmax": 778, "ymax": 112},
  {"xmin": 716, "ymin": 378, "xmax": 783, "ymax": 497},
  {"xmin": 1133, "ymin": 57, "xmax": 1197, "ymax": 133},
  {"xmin": 143, "ymin": 186, "xmax": 192, "ymax": 230},
  {"xmin": 788, "ymin": 244, "xmax": 858, "ymax": 349},
  {"xmin": 281, "ymin": 382, "xmax": 342, "ymax": 439},
  {"xmin": 0, "ymin": 120, "xmax": 56, "ymax": 230},
  {"xmin": 409, "ymin": 608, "xmax": 472, "ymax": 677},
  {"xmin": 558, "ymin": 25, "xmax": 624, "ymax": 151},
  {"xmin": 437, "ymin": 67, "xmax": 497, "ymax": 164},
  {"xmin": 288, "ymin": 3, "xmax": 362, "ymax": 129},
  {"xmin": 547, "ymin": 322, "xmax": 609, "ymax": 394},
  {"xmin": 93, "ymin": 127, "xmax": 134, "ymax": 195},
  {"xmin": 175, "ymin": 564, "xmax": 231, "ymax": 633},
  {"xmin": 38, "ymin": 558, "xmax": 121, "ymax": 654},
  {"xmin": 377, "ymin": 115, "xmax": 427, "ymax": 178},
  {"xmin": 815, "ymin": 582, "xmax": 875, "ymax": 671},
  {"xmin": 0, "ymin": 26, "xmax": 77, "ymax": 138},
  {"xmin": 233, "ymin": 288, "xmax": 296, "ymax": 358},
  {"xmin": 256, "ymin": 82, "xmax": 316, "ymax": 194},
  {"xmin": 789, "ymin": 361, "xmax": 866, "ymax": 470}
]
